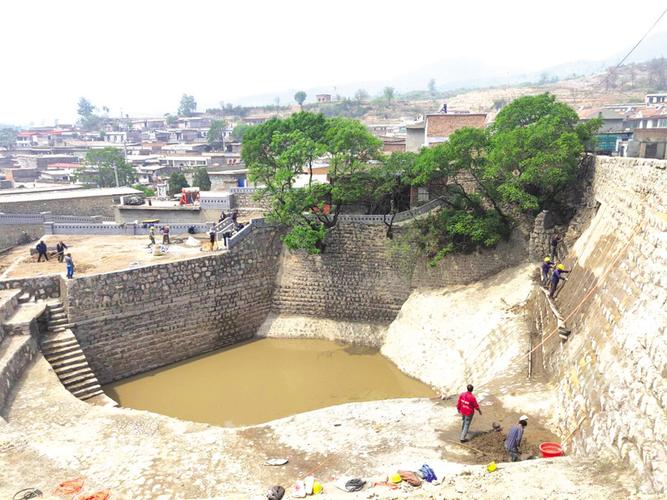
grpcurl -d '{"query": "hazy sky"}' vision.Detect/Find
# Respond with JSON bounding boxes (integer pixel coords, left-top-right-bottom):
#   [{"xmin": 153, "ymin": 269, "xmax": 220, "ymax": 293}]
[{"xmin": 2, "ymin": 0, "xmax": 667, "ymax": 125}]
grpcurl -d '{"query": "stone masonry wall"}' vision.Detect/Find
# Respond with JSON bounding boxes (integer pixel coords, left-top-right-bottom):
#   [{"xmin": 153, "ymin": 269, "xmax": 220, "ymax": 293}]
[
  {"xmin": 66, "ymin": 226, "xmax": 282, "ymax": 384},
  {"xmin": 0, "ymin": 276, "xmax": 61, "ymax": 301},
  {"xmin": 272, "ymin": 222, "xmax": 528, "ymax": 324},
  {"xmin": 534, "ymin": 156, "xmax": 667, "ymax": 493},
  {"xmin": 0, "ymin": 195, "xmax": 118, "ymax": 217},
  {"xmin": 0, "ymin": 223, "xmax": 43, "ymax": 251}
]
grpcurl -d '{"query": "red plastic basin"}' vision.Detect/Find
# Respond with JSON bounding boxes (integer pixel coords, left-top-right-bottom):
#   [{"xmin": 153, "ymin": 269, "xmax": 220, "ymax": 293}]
[{"xmin": 539, "ymin": 442, "xmax": 563, "ymax": 458}]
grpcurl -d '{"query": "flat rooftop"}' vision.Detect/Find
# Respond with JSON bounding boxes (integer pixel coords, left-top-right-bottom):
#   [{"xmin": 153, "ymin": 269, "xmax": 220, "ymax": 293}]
[
  {"xmin": 0, "ymin": 187, "xmax": 139, "ymax": 204},
  {"xmin": 0, "ymin": 184, "xmax": 84, "ymax": 196}
]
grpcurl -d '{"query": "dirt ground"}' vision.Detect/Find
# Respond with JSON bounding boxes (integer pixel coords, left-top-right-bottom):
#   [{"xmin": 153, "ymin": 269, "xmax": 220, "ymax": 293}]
[{"xmin": 0, "ymin": 234, "xmax": 222, "ymax": 279}]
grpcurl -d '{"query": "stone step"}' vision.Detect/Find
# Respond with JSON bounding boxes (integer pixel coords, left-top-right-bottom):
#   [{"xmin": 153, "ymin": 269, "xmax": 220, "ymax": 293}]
[
  {"xmin": 49, "ymin": 312, "xmax": 67, "ymax": 320},
  {"xmin": 77, "ymin": 388, "xmax": 105, "ymax": 401},
  {"xmin": 49, "ymin": 318, "xmax": 69, "ymax": 326},
  {"xmin": 44, "ymin": 347, "xmax": 84, "ymax": 364},
  {"xmin": 51, "ymin": 357, "xmax": 89, "ymax": 373},
  {"xmin": 71, "ymin": 383, "xmax": 102, "ymax": 398},
  {"xmin": 48, "ymin": 326, "xmax": 68, "ymax": 333},
  {"xmin": 48, "ymin": 306, "xmax": 65, "ymax": 314},
  {"xmin": 66, "ymin": 377, "xmax": 100, "ymax": 393},
  {"xmin": 41, "ymin": 337, "xmax": 78, "ymax": 350},
  {"xmin": 58, "ymin": 367, "xmax": 95, "ymax": 385}
]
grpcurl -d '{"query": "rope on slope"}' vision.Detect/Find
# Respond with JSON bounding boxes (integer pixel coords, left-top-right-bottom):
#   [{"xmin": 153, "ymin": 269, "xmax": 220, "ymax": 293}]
[{"xmin": 523, "ymin": 224, "xmax": 641, "ymax": 359}]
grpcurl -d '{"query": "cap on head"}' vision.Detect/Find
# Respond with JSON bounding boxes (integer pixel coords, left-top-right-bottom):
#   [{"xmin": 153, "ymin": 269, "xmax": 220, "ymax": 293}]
[
  {"xmin": 544, "ymin": 257, "xmax": 551, "ymax": 262},
  {"xmin": 519, "ymin": 415, "xmax": 528, "ymax": 422},
  {"xmin": 467, "ymin": 384, "xmax": 474, "ymax": 392},
  {"xmin": 557, "ymin": 264, "xmax": 565, "ymax": 270}
]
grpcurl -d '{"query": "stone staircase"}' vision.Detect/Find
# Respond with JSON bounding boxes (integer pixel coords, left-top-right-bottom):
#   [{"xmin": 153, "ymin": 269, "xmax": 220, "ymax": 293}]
[{"xmin": 41, "ymin": 303, "xmax": 116, "ymax": 406}]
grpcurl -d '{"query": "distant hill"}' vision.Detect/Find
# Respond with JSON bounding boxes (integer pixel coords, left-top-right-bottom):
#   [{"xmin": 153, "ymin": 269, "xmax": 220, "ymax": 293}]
[{"xmin": 235, "ymin": 29, "xmax": 667, "ymax": 106}]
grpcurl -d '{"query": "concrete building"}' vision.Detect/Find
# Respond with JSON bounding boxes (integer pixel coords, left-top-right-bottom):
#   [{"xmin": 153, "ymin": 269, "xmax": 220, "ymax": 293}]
[
  {"xmin": 425, "ymin": 113, "xmax": 487, "ymax": 146},
  {"xmin": 627, "ymin": 128, "xmax": 667, "ymax": 159},
  {"xmin": 0, "ymin": 186, "xmax": 140, "ymax": 216},
  {"xmin": 316, "ymin": 94, "xmax": 332, "ymax": 103},
  {"xmin": 645, "ymin": 92, "xmax": 667, "ymax": 105},
  {"xmin": 160, "ymin": 155, "xmax": 210, "ymax": 168}
]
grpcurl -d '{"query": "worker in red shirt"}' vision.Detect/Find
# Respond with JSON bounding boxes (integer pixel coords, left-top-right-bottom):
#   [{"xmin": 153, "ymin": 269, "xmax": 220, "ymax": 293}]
[{"xmin": 456, "ymin": 384, "xmax": 482, "ymax": 442}]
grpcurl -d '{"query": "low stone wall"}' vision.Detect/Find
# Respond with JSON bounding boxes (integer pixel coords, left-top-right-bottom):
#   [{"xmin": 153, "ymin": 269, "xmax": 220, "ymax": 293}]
[
  {"xmin": 0, "ymin": 276, "xmax": 61, "ymax": 300},
  {"xmin": 0, "ymin": 336, "xmax": 39, "ymax": 413},
  {"xmin": 0, "ymin": 223, "xmax": 43, "ymax": 251},
  {"xmin": 66, "ymin": 225, "xmax": 282, "ymax": 383}
]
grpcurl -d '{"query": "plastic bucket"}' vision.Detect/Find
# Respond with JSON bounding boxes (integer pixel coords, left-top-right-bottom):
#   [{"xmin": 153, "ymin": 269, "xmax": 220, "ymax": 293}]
[{"xmin": 539, "ymin": 442, "xmax": 563, "ymax": 458}]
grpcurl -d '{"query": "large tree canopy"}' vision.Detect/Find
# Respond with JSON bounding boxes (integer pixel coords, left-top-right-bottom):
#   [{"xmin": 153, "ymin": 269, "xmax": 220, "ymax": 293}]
[
  {"xmin": 243, "ymin": 112, "xmax": 382, "ymax": 253},
  {"xmin": 406, "ymin": 93, "xmax": 600, "ymax": 263},
  {"xmin": 243, "ymin": 95, "xmax": 598, "ymax": 261},
  {"xmin": 78, "ymin": 147, "xmax": 136, "ymax": 187},
  {"xmin": 178, "ymin": 94, "xmax": 197, "ymax": 116}
]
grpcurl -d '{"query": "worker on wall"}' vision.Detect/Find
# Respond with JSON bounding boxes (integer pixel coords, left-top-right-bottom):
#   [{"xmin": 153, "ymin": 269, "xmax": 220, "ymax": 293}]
[
  {"xmin": 456, "ymin": 384, "xmax": 482, "ymax": 443},
  {"xmin": 540, "ymin": 257, "xmax": 554, "ymax": 287},
  {"xmin": 549, "ymin": 263, "xmax": 570, "ymax": 299}
]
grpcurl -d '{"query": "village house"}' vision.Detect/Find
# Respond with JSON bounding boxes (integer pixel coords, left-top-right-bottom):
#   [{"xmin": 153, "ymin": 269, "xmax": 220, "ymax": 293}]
[
  {"xmin": 316, "ymin": 94, "xmax": 332, "ymax": 103},
  {"xmin": 645, "ymin": 92, "xmax": 667, "ymax": 105},
  {"xmin": 405, "ymin": 112, "xmax": 487, "ymax": 152}
]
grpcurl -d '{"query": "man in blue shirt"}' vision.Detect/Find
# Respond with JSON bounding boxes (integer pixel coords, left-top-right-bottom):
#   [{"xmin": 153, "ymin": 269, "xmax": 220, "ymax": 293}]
[
  {"xmin": 505, "ymin": 415, "xmax": 528, "ymax": 461},
  {"xmin": 549, "ymin": 264, "xmax": 570, "ymax": 298}
]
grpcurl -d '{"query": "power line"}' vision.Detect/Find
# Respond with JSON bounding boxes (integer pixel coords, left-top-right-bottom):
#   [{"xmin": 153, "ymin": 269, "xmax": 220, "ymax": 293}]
[{"xmin": 613, "ymin": 5, "xmax": 667, "ymax": 70}]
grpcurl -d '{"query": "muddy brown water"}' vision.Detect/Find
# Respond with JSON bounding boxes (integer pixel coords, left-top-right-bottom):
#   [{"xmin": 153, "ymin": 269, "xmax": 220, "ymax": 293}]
[{"xmin": 104, "ymin": 338, "xmax": 435, "ymax": 426}]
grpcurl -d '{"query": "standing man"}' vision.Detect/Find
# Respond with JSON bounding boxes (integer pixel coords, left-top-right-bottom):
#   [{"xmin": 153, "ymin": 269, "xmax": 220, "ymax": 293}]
[
  {"xmin": 148, "ymin": 226, "xmax": 156, "ymax": 247},
  {"xmin": 550, "ymin": 233, "xmax": 562, "ymax": 261},
  {"xmin": 56, "ymin": 241, "xmax": 68, "ymax": 262},
  {"xmin": 456, "ymin": 384, "xmax": 482, "ymax": 443},
  {"xmin": 549, "ymin": 263, "xmax": 570, "ymax": 299},
  {"xmin": 36, "ymin": 240, "xmax": 49, "ymax": 262},
  {"xmin": 540, "ymin": 257, "xmax": 554, "ymax": 287},
  {"xmin": 208, "ymin": 225, "xmax": 217, "ymax": 250},
  {"xmin": 505, "ymin": 415, "xmax": 528, "ymax": 462},
  {"xmin": 64, "ymin": 253, "xmax": 75, "ymax": 279},
  {"xmin": 162, "ymin": 225, "xmax": 170, "ymax": 245}
]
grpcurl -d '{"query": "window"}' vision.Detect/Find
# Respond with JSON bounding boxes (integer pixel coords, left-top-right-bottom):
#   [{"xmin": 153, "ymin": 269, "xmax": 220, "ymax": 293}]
[
  {"xmin": 658, "ymin": 119, "xmax": 667, "ymax": 128},
  {"xmin": 645, "ymin": 143, "xmax": 658, "ymax": 159}
]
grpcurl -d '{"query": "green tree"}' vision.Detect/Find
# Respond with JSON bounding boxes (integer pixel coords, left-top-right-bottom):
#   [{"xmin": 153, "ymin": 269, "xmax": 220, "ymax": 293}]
[
  {"xmin": 294, "ymin": 91, "xmax": 307, "ymax": 107},
  {"xmin": 77, "ymin": 97, "xmax": 95, "ymax": 118},
  {"xmin": 132, "ymin": 184, "xmax": 156, "ymax": 197},
  {"xmin": 207, "ymin": 119, "xmax": 226, "ymax": 148},
  {"xmin": 78, "ymin": 147, "xmax": 136, "ymax": 187},
  {"xmin": 178, "ymin": 94, "xmax": 197, "ymax": 116},
  {"xmin": 165, "ymin": 113, "xmax": 178, "ymax": 127},
  {"xmin": 192, "ymin": 167, "xmax": 211, "ymax": 191},
  {"xmin": 428, "ymin": 79, "xmax": 437, "ymax": 96},
  {"xmin": 354, "ymin": 89, "xmax": 369, "ymax": 102},
  {"xmin": 0, "ymin": 128, "xmax": 17, "ymax": 150},
  {"xmin": 167, "ymin": 171, "xmax": 189, "ymax": 196},
  {"xmin": 77, "ymin": 97, "xmax": 104, "ymax": 131},
  {"xmin": 405, "ymin": 93, "xmax": 600, "ymax": 263},
  {"xmin": 488, "ymin": 93, "xmax": 600, "ymax": 211},
  {"xmin": 230, "ymin": 123, "xmax": 252, "ymax": 142},
  {"xmin": 383, "ymin": 86, "xmax": 395, "ymax": 105},
  {"xmin": 243, "ymin": 112, "xmax": 381, "ymax": 253}
]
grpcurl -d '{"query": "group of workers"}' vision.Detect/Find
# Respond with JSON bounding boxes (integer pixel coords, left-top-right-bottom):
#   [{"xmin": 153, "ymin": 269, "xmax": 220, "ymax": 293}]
[
  {"xmin": 34, "ymin": 240, "xmax": 75, "ymax": 279},
  {"xmin": 540, "ymin": 233, "xmax": 570, "ymax": 298},
  {"xmin": 456, "ymin": 385, "xmax": 529, "ymax": 462},
  {"xmin": 148, "ymin": 225, "xmax": 171, "ymax": 247}
]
